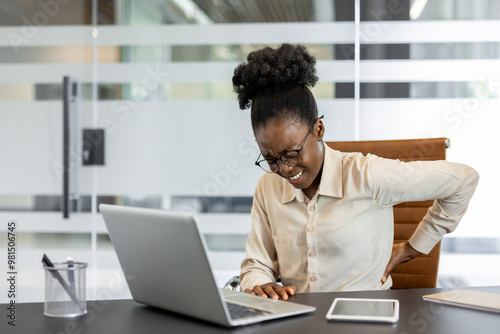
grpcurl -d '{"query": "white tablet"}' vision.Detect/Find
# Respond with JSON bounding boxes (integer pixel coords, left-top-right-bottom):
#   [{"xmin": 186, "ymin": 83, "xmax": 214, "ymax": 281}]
[{"xmin": 326, "ymin": 298, "xmax": 399, "ymax": 323}]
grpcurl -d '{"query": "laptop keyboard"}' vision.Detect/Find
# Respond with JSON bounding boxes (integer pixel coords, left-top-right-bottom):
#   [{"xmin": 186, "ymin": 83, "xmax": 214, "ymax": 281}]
[{"xmin": 226, "ymin": 302, "xmax": 271, "ymax": 320}]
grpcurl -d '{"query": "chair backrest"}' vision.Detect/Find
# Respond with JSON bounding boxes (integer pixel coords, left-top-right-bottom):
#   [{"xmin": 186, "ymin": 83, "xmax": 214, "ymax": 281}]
[{"xmin": 325, "ymin": 138, "xmax": 449, "ymax": 289}]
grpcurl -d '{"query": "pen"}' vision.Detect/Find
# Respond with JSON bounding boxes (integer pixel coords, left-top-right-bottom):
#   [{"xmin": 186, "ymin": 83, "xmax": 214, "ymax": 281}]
[
  {"xmin": 42, "ymin": 254, "xmax": 83, "ymax": 312},
  {"xmin": 67, "ymin": 256, "xmax": 76, "ymax": 296}
]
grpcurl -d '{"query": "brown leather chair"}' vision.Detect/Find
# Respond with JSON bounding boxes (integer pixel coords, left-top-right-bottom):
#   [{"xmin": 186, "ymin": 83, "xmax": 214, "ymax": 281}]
[{"xmin": 325, "ymin": 137, "xmax": 450, "ymax": 289}]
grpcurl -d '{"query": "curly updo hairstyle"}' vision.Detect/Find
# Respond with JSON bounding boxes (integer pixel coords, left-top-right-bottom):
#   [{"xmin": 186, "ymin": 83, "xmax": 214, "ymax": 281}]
[{"xmin": 232, "ymin": 43, "xmax": 319, "ymax": 132}]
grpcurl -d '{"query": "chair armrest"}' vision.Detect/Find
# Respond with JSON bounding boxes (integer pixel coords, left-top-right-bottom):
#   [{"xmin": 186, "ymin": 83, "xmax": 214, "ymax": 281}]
[{"xmin": 223, "ymin": 276, "xmax": 241, "ymax": 291}]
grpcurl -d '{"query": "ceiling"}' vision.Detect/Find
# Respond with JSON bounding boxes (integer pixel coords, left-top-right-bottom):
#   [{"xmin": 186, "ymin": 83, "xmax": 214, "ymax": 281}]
[
  {"xmin": 191, "ymin": 0, "xmax": 317, "ymax": 23},
  {"xmin": 0, "ymin": 0, "xmax": 114, "ymax": 26},
  {"xmin": 0, "ymin": 0, "xmax": 340, "ymax": 26}
]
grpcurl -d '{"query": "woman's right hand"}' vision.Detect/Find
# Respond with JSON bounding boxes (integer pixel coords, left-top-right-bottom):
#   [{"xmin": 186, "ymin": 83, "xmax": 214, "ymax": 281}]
[{"xmin": 244, "ymin": 282, "xmax": 296, "ymax": 300}]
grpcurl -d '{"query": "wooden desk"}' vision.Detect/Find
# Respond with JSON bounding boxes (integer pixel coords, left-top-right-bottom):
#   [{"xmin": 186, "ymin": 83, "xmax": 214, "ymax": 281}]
[{"xmin": 3, "ymin": 286, "xmax": 500, "ymax": 334}]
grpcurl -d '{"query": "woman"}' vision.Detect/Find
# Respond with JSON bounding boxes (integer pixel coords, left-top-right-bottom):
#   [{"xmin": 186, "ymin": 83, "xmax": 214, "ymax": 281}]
[{"xmin": 232, "ymin": 44, "xmax": 479, "ymax": 300}]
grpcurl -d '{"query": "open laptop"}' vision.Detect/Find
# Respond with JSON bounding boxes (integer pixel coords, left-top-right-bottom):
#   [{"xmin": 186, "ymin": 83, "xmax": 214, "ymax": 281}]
[{"xmin": 99, "ymin": 204, "xmax": 315, "ymax": 327}]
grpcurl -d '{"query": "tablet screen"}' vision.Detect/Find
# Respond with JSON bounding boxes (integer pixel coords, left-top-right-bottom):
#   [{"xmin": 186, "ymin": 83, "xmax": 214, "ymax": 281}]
[{"xmin": 326, "ymin": 298, "xmax": 399, "ymax": 323}]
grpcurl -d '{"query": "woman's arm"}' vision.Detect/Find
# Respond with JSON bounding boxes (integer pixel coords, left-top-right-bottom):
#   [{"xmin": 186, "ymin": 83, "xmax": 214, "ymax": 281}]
[
  {"xmin": 365, "ymin": 156, "xmax": 479, "ymax": 281},
  {"xmin": 240, "ymin": 177, "xmax": 296, "ymax": 299},
  {"xmin": 368, "ymin": 156, "xmax": 479, "ymax": 253}
]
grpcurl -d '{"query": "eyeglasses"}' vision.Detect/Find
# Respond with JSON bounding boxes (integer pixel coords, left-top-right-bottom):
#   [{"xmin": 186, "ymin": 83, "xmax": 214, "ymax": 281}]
[{"xmin": 255, "ymin": 116, "xmax": 324, "ymax": 173}]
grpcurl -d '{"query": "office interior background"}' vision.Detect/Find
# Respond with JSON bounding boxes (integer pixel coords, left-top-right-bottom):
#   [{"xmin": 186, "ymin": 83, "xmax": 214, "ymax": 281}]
[{"xmin": 0, "ymin": 0, "xmax": 499, "ymax": 302}]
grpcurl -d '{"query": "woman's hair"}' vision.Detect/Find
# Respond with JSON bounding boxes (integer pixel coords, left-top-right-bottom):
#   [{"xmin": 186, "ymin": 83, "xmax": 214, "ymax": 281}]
[{"xmin": 232, "ymin": 43, "xmax": 319, "ymax": 131}]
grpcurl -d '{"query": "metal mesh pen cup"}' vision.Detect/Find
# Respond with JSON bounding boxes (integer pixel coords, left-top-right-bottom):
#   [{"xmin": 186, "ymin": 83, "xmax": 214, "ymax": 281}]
[{"xmin": 43, "ymin": 262, "xmax": 88, "ymax": 318}]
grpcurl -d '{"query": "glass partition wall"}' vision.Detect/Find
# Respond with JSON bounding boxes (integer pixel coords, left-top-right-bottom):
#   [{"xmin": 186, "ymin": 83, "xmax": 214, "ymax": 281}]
[
  {"xmin": 0, "ymin": 0, "xmax": 356, "ymax": 302},
  {"xmin": 0, "ymin": 0, "xmax": 499, "ymax": 302}
]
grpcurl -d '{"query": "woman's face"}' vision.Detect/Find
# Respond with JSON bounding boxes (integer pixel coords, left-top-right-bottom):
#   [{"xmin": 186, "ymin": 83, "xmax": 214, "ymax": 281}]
[{"xmin": 255, "ymin": 117, "xmax": 325, "ymax": 195}]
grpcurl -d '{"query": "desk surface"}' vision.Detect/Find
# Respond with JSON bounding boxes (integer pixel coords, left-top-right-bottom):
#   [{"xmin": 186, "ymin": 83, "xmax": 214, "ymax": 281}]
[{"xmin": 3, "ymin": 286, "xmax": 500, "ymax": 334}]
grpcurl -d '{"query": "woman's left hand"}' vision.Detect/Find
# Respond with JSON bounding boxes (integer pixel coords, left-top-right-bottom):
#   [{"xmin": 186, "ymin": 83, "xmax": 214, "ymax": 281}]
[{"xmin": 381, "ymin": 242, "xmax": 422, "ymax": 283}]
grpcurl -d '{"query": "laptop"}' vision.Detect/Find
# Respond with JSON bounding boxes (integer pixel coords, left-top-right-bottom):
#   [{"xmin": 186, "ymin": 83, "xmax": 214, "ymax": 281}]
[{"xmin": 99, "ymin": 204, "xmax": 316, "ymax": 327}]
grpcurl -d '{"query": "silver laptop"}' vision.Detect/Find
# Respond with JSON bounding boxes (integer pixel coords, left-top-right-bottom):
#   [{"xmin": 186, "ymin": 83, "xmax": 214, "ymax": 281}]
[{"xmin": 99, "ymin": 204, "xmax": 315, "ymax": 327}]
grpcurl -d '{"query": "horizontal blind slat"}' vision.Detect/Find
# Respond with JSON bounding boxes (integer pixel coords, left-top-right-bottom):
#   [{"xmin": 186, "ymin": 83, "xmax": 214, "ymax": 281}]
[
  {"xmin": 358, "ymin": 20, "xmax": 500, "ymax": 44},
  {"xmin": 360, "ymin": 60, "xmax": 500, "ymax": 82},
  {"xmin": 2, "ymin": 21, "xmax": 499, "ymax": 48},
  {"xmin": 0, "ymin": 61, "xmax": 354, "ymax": 83},
  {"xmin": 2, "ymin": 60, "xmax": 499, "ymax": 83},
  {"xmin": 0, "ymin": 22, "xmax": 355, "ymax": 47}
]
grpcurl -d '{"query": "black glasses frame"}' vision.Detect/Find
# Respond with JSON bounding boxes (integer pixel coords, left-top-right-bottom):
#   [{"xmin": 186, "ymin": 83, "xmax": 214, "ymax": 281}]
[{"xmin": 255, "ymin": 115, "xmax": 324, "ymax": 173}]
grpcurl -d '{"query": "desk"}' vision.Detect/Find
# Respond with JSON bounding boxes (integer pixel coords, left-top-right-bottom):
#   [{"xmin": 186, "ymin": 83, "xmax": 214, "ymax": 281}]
[{"xmin": 3, "ymin": 286, "xmax": 500, "ymax": 334}]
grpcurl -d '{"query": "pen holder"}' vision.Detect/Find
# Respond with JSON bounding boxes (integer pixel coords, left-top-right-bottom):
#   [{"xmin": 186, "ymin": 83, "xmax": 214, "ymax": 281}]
[{"xmin": 43, "ymin": 261, "xmax": 88, "ymax": 318}]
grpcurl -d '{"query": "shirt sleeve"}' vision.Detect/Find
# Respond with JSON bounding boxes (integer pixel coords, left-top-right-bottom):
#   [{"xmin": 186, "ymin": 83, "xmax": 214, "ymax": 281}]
[
  {"xmin": 239, "ymin": 177, "xmax": 280, "ymax": 291},
  {"xmin": 365, "ymin": 155, "xmax": 479, "ymax": 254}
]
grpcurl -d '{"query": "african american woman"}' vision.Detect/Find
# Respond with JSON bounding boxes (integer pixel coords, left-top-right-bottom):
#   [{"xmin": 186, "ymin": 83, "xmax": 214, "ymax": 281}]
[{"xmin": 232, "ymin": 44, "xmax": 479, "ymax": 300}]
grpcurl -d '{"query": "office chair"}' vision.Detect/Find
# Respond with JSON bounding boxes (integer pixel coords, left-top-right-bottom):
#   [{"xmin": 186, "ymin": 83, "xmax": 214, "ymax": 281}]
[{"xmin": 224, "ymin": 138, "xmax": 450, "ymax": 291}]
